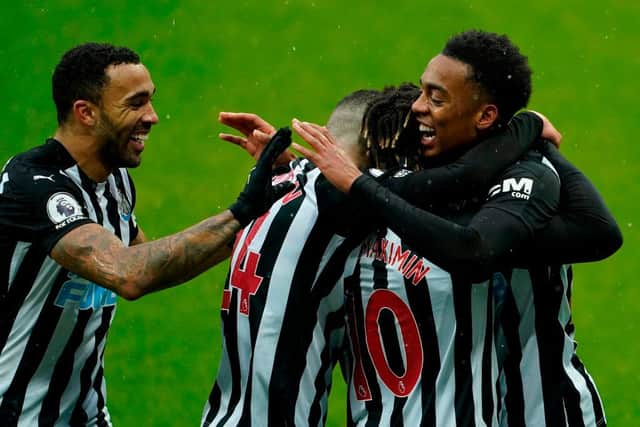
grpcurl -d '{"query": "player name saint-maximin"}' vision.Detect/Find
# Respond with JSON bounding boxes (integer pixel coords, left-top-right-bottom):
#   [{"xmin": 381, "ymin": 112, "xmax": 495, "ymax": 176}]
[{"xmin": 359, "ymin": 235, "xmax": 431, "ymax": 285}]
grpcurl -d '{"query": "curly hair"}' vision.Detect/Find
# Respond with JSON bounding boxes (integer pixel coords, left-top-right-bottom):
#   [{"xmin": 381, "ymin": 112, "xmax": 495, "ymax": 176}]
[
  {"xmin": 442, "ymin": 30, "xmax": 531, "ymax": 125},
  {"xmin": 362, "ymin": 82, "xmax": 421, "ymax": 171},
  {"xmin": 52, "ymin": 42, "xmax": 140, "ymax": 124}
]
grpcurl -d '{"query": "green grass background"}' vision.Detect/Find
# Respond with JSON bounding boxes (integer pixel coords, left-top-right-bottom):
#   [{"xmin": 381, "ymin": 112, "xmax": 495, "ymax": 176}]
[{"xmin": 1, "ymin": 1, "xmax": 638, "ymax": 425}]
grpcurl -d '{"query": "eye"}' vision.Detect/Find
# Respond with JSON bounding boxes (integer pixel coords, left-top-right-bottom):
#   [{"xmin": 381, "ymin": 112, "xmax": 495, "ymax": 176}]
[{"xmin": 429, "ymin": 95, "xmax": 444, "ymax": 106}]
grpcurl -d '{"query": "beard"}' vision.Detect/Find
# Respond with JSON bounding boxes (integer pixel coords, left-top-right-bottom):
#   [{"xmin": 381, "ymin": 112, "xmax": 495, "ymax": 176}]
[{"xmin": 96, "ymin": 111, "xmax": 143, "ymax": 169}]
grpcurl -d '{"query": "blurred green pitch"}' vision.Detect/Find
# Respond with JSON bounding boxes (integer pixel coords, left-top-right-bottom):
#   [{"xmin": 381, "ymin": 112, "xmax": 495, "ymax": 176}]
[{"xmin": 1, "ymin": 1, "xmax": 638, "ymax": 425}]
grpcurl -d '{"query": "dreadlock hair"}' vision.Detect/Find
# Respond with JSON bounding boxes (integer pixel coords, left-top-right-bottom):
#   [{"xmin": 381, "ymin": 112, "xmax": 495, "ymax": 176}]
[
  {"xmin": 52, "ymin": 42, "xmax": 141, "ymax": 125},
  {"xmin": 362, "ymin": 82, "xmax": 422, "ymax": 171},
  {"xmin": 442, "ymin": 30, "xmax": 531, "ymax": 126}
]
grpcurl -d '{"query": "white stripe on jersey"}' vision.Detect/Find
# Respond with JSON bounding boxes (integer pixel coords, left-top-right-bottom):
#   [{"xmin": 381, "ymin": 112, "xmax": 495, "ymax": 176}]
[
  {"xmin": 431, "ymin": 266, "xmax": 458, "ymax": 427},
  {"xmin": 503, "ymin": 266, "xmax": 604, "ymax": 427},
  {"xmin": 1, "ymin": 145, "xmax": 136, "ymax": 425},
  {"xmin": 250, "ymin": 170, "xmax": 323, "ymax": 421},
  {"xmin": 0, "ymin": 257, "xmax": 61, "ymax": 405},
  {"xmin": 510, "ymin": 269, "xmax": 545, "ymax": 426},
  {"xmin": 205, "ymin": 162, "xmax": 352, "ymax": 427},
  {"xmin": 64, "ymin": 165, "xmax": 99, "ymax": 221},
  {"xmin": 8, "ymin": 241, "xmax": 31, "ymax": 290},
  {"xmin": 295, "ymin": 235, "xmax": 349, "ymax": 426},
  {"xmin": 347, "ymin": 228, "xmax": 494, "ymax": 426}
]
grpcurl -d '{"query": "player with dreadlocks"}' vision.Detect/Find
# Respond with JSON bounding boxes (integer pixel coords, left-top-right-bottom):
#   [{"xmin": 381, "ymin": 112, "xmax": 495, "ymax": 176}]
[
  {"xmin": 208, "ymin": 81, "xmax": 554, "ymax": 426},
  {"xmin": 294, "ymin": 29, "xmax": 621, "ymax": 426}
]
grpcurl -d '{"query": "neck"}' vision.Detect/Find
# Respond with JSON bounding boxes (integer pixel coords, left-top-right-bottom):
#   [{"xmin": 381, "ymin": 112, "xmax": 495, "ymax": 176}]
[{"xmin": 54, "ymin": 125, "xmax": 111, "ymax": 182}]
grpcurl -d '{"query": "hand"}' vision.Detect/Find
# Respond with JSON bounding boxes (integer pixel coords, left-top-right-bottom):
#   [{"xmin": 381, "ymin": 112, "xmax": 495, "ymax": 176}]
[
  {"xmin": 291, "ymin": 119, "xmax": 362, "ymax": 193},
  {"xmin": 229, "ymin": 127, "xmax": 295, "ymax": 226},
  {"xmin": 531, "ymin": 111, "xmax": 562, "ymax": 148},
  {"xmin": 219, "ymin": 112, "xmax": 295, "ymax": 164}
]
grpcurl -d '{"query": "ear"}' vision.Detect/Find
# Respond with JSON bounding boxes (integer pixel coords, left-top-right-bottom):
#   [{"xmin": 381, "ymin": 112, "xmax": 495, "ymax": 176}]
[
  {"xmin": 71, "ymin": 100, "xmax": 98, "ymax": 127},
  {"xmin": 476, "ymin": 104, "xmax": 498, "ymax": 130}
]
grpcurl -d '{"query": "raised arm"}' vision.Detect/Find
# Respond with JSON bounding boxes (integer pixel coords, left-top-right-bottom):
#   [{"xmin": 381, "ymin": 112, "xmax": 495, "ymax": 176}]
[
  {"xmin": 291, "ymin": 111, "xmax": 557, "ymax": 203},
  {"xmin": 50, "ymin": 128, "xmax": 293, "ymax": 300},
  {"xmin": 382, "ymin": 111, "xmax": 546, "ymax": 203}
]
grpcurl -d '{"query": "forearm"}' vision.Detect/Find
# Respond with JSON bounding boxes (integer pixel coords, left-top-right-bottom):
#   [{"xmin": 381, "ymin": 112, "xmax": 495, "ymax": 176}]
[
  {"xmin": 525, "ymin": 150, "xmax": 622, "ymax": 262},
  {"xmin": 53, "ymin": 211, "xmax": 240, "ymax": 300},
  {"xmin": 386, "ymin": 112, "xmax": 542, "ymax": 205},
  {"xmin": 351, "ymin": 175, "xmax": 494, "ymax": 275}
]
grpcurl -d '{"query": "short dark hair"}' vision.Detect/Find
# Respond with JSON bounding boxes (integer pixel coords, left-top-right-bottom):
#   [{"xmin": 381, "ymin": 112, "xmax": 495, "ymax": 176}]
[
  {"xmin": 52, "ymin": 42, "xmax": 140, "ymax": 124},
  {"xmin": 362, "ymin": 82, "xmax": 421, "ymax": 170},
  {"xmin": 442, "ymin": 30, "xmax": 531, "ymax": 124}
]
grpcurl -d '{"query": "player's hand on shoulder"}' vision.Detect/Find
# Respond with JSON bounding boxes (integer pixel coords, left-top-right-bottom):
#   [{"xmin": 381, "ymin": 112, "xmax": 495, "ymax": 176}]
[{"xmin": 530, "ymin": 110, "xmax": 562, "ymax": 148}]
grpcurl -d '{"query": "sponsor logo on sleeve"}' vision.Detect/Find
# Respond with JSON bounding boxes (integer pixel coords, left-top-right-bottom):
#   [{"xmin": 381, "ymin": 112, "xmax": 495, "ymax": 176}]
[
  {"xmin": 46, "ymin": 192, "xmax": 87, "ymax": 229},
  {"xmin": 488, "ymin": 177, "xmax": 534, "ymax": 200}
]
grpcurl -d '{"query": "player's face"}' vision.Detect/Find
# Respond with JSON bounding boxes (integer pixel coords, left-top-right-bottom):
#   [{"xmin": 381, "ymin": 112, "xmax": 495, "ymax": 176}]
[
  {"xmin": 95, "ymin": 63, "xmax": 159, "ymax": 168},
  {"xmin": 411, "ymin": 54, "xmax": 486, "ymax": 158}
]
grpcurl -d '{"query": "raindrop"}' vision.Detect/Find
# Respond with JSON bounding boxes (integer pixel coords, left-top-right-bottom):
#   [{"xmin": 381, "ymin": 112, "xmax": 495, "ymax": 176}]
[
  {"xmin": 507, "ymin": 74, "xmax": 512, "ymax": 79},
  {"xmin": 172, "ymin": 18, "xmax": 176, "ymax": 26},
  {"xmin": 165, "ymin": 114, "xmax": 171, "ymax": 119},
  {"xmin": 292, "ymin": 45, "xmax": 296, "ymax": 52},
  {"xmin": 627, "ymin": 223, "xmax": 633, "ymax": 228}
]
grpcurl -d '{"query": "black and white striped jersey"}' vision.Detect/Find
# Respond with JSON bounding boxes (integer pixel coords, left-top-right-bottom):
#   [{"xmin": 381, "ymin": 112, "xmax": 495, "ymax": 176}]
[
  {"xmin": 344, "ymin": 228, "xmax": 498, "ymax": 427},
  {"xmin": 495, "ymin": 265, "xmax": 606, "ymax": 427},
  {"xmin": 202, "ymin": 158, "xmax": 360, "ymax": 427},
  {"xmin": 0, "ymin": 139, "xmax": 138, "ymax": 426}
]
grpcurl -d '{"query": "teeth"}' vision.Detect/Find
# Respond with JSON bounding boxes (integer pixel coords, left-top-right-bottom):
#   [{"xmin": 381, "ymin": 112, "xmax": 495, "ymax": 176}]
[
  {"xmin": 131, "ymin": 134, "xmax": 148, "ymax": 142},
  {"xmin": 419, "ymin": 124, "xmax": 435, "ymax": 136}
]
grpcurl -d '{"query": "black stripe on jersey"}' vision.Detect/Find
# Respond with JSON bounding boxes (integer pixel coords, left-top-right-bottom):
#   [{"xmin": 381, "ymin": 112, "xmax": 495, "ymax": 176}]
[
  {"xmin": 481, "ymin": 280, "xmax": 495, "ymax": 425},
  {"xmin": 0, "ymin": 277, "xmax": 65, "ymax": 425},
  {"xmin": 0, "ymin": 239, "xmax": 16, "ymax": 295},
  {"xmin": 94, "ymin": 365, "xmax": 108, "ymax": 427},
  {"xmin": 39, "ymin": 310, "xmax": 92, "ymax": 425},
  {"xmin": 204, "ymin": 270, "xmax": 236, "ymax": 427},
  {"xmin": 70, "ymin": 306, "xmax": 114, "ymax": 425},
  {"xmin": 265, "ymin": 220, "xmax": 339, "ymax": 425},
  {"xmin": 451, "ymin": 274, "xmax": 475, "ymax": 427},
  {"xmin": 343, "ymin": 264, "xmax": 383, "ymax": 427},
  {"xmin": 404, "ymin": 272, "xmax": 439, "ymax": 425},
  {"xmin": 571, "ymin": 354, "xmax": 605, "ymax": 425},
  {"xmin": 0, "ymin": 245, "xmax": 45, "ymax": 352},
  {"xmin": 308, "ymin": 307, "xmax": 345, "ymax": 427},
  {"xmin": 500, "ymin": 277, "xmax": 526, "ymax": 426},
  {"xmin": 530, "ymin": 265, "xmax": 568, "ymax": 426}
]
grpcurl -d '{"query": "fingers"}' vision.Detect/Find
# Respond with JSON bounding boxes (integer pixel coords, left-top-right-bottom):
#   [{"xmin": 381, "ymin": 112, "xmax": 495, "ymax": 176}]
[
  {"xmin": 292, "ymin": 119, "xmax": 333, "ymax": 152},
  {"xmin": 218, "ymin": 112, "xmax": 276, "ymax": 135},
  {"xmin": 219, "ymin": 133, "xmax": 248, "ymax": 147},
  {"xmin": 291, "ymin": 142, "xmax": 316, "ymax": 160}
]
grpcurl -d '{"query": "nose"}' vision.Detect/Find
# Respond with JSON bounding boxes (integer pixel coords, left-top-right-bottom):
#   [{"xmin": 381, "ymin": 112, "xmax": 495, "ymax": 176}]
[
  {"xmin": 143, "ymin": 102, "xmax": 159, "ymax": 125},
  {"xmin": 411, "ymin": 92, "xmax": 429, "ymax": 116}
]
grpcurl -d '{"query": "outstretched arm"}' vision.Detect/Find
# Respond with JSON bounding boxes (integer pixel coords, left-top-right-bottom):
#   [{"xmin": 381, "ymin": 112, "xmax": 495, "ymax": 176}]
[
  {"xmin": 292, "ymin": 111, "xmax": 558, "ymax": 203},
  {"xmin": 51, "ymin": 128, "xmax": 293, "ymax": 300},
  {"xmin": 347, "ymin": 157, "xmax": 560, "ymax": 279}
]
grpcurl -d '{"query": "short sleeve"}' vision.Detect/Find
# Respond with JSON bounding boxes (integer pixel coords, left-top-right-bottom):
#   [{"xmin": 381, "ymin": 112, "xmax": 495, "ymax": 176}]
[{"xmin": 0, "ymin": 160, "xmax": 94, "ymax": 253}]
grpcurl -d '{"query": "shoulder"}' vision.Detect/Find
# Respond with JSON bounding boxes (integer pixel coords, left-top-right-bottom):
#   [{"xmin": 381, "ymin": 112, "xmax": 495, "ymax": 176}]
[
  {"xmin": 487, "ymin": 149, "xmax": 560, "ymax": 202},
  {"xmin": 1, "ymin": 141, "xmax": 85, "ymax": 207}
]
